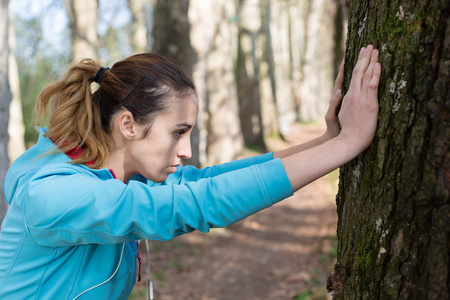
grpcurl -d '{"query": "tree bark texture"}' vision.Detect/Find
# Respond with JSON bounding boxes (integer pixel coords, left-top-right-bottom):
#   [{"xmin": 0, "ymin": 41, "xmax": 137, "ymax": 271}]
[
  {"xmin": 332, "ymin": 1, "xmax": 449, "ymax": 299},
  {"xmin": 0, "ymin": 0, "xmax": 11, "ymax": 227},
  {"xmin": 64, "ymin": 0, "xmax": 98, "ymax": 61},
  {"xmin": 152, "ymin": 0, "xmax": 201, "ymax": 167}
]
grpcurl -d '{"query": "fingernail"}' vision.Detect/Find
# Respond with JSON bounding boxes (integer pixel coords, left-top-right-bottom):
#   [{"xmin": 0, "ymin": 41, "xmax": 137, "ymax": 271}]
[
  {"xmin": 360, "ymin": 47, "xmax": 365, "ymax": 53},
  {"xmin": 336, "ymin": 89, "xmax": 341, "ymax": 96},
  {"xmin": 372, "ymin": 49, "xmax": 378, "ymax": 56}
]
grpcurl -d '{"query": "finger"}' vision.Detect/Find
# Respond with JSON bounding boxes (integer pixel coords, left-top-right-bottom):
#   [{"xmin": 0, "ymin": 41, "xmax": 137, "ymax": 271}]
[
  {"xmin": 367, "ymin": 62, "xmax": 381, "ymax": 104},
  {"xmin": 329, "ymin": 88, "xmax": 342, "ymax": 107},
  {"xmin": 349, "ymin": 45, "xmax": 374, "ymax": 91},
  {"xmin": 326, "ymin": 89, "xmax": 342, "ymax": 124},
  {"xmin": 333, "ymin": 59, "xmax": 345, "ymax": 94},
  {"xmin": 361, "ymin": 49, "xmax": 379, "ymax": 95}
]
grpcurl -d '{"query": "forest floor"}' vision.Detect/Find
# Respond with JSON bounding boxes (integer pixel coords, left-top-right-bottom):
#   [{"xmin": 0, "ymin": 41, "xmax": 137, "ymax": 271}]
[{"xmin": 129, "ymin": 122, "xmax": 338, "ymax": 300}]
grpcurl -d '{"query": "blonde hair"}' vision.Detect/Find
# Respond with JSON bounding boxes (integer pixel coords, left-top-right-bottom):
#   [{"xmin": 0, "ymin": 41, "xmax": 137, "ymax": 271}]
[{"xmin": 36, "ymin": 59, "xmax": 112, "ymax": 169}]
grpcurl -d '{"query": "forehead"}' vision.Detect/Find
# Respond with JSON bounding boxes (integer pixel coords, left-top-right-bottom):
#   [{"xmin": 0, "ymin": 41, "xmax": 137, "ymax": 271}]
[{"xmin": 159, "ymin": 92, "xmax": 199, "ymax": 123}]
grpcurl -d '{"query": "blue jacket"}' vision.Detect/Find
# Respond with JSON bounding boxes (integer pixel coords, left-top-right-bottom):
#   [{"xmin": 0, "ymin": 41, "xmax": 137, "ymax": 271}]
[{"xmin": 0, "ymin": 127, "xmax": 293, "ymax": 299}]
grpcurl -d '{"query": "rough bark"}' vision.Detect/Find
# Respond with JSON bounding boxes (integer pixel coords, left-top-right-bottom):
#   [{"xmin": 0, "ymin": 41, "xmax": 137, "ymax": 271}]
[
  {"xmin": 236, "ymin": 0, "xmax": 266, "ymax": 150},
  {"xmin": 332, "ymin": 1, "xmax": 449, "ymax": 299},
  {"xmin": 64, "ymin": 0, "xmax": 98, "ymax": 61},
  {"xmin": 0, "ymin": 0, "xmax": 11, "ymax": 226},
  {"xmin": 152, "ymin": 0, "xmax": 201, "ymax": 167}
]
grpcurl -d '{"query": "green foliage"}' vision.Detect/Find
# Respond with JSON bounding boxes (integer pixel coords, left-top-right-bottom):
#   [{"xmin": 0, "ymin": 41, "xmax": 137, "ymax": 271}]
[{"xmin": 295, "ymin": 290, "xmax": 313, "ymax": 300}]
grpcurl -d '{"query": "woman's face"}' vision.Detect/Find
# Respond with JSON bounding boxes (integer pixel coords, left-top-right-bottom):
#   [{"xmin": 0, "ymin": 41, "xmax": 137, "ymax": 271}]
[{"xmin": 125, "ymin": 93, "xmax": 199, "ymax": 183}]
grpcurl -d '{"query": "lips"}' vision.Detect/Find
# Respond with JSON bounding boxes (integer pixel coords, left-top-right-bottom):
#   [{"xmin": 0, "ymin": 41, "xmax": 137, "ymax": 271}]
[{"xmin": 169, "ymin": 164, "xmax": 179, "ymax": 173}]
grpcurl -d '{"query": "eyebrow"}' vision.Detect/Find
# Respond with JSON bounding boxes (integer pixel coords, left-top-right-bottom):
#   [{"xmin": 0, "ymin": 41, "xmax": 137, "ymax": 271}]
[{"xmin": 174, "ymin": 122, "xmax": 194, "ymax": 129}]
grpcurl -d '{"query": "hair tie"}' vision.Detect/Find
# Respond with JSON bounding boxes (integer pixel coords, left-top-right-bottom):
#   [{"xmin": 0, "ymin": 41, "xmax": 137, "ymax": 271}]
[{"xmin": 94, "ymin": 67, "xmax": 110, "ymax": 84}]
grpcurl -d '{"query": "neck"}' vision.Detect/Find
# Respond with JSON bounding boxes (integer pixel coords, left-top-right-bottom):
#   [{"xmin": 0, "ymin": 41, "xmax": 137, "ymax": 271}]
[{"xmin": 103, "ymin": 148, "xmax": 129, "ymax": 183}]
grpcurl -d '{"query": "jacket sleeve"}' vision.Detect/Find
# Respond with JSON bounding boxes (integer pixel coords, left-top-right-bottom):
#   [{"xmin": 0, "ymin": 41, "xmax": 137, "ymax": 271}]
[
  {"xmin": 161, "ymin": 152, "xmax": 274, "ymax": 185},
  {"xmin": 23, "ymin": 158, "xmax": 293, "ymax": 247}
]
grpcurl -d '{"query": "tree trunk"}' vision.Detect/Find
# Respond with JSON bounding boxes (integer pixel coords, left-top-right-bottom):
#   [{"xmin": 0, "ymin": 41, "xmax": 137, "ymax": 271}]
[
  {"xmin": 267, "ymin": 1, "xmax": 297, "ymax": 134},
  {"xmin": 190, "ymin": 0, "xmax": 244, "ymax": 165},
  {"xmin": 64, "ymin": 0, "xmax": 99, "ymax": 61},
  {"xmin": 297, "ymin": 0, "xmax": 339, "ymax": 122},
  {"xmin": 151, "ymin": 0, "xmax": 200, "ymax": 167},
  {"xmin": 260, "ymin": 2, "xmax": 283, "ymax": 139},
  {"xmin": 0, "ymin": 0, "xmax": 11, "ymax": 227},
  {"xmin": 332, "ymin": 1, "xmax": 449, "ymax": 299},
  {"xmin": 128, "ymin": 0, "xmax": 148, "ymax": 54},
  {"xmin": 235, "ymin": 0, "xmax": 266, "ymax": 151},
  {"xmin": 8, "ymin": 1, "xmax": 26, "ymax": 162}
]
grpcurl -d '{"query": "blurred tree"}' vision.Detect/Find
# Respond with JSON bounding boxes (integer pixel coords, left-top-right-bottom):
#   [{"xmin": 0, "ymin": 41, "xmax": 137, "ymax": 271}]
[
  {"xmin": 260, "ymin": 2, "xmax": 283, "ymax": 139},
  {"xmin": 331, "ymin": 1, "xmax": 449, "ymax": 299},
  {"xmin": 64, "ymin": 0, "xmax": 98, "ymax": 61},
  {"xmin": 190, "ymin": 0, "xmax": 244, "ymax": 165},
  {"xmin": 259, "ymin": 0, "xmax": 344, "ymax": 137},
  {"xmin": 152, "ymin": 0, "xmax": 201, "ymax": 166},
  {"xmin": 128, "ymin": 0, "xmax": 148, "ymax": 54},
  {"xmin": 0, "ymin": 0, "xmax": 12, "ymax": 226},
  {"xmin": 97, "ymin": 0, "xmax": 134, "ymax": 65},
  {"xmin": 8, "ymin": 1, "xmax": 26, "ymax": 162},
  {"xmin": 295, "ymin": 0, "xmax": 340, "ymax": 123},
  {"xmin": 236, "ymin": 0, "xmax": 266, "ymax": 151},
  {"xmin": 152, "ymin": 0, "xmax": 200, "ymax": 166}
]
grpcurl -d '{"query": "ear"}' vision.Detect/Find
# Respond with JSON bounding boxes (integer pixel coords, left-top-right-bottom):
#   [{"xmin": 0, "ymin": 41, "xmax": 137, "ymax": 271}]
[{"xmin": 117, "ymin": 110, "xmax": 136, "ymax": 140}]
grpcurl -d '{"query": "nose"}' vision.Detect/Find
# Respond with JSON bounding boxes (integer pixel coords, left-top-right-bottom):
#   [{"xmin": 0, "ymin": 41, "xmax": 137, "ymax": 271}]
[{"xmin": 177, "ymin": 137, "xmax": 192, "ymax": 159}]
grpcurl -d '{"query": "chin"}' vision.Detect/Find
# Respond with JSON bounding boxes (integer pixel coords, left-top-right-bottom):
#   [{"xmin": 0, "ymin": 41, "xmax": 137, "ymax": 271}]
[{"xmin": 148, "ymin": 174, "xmax": 169, "ymax": 183}]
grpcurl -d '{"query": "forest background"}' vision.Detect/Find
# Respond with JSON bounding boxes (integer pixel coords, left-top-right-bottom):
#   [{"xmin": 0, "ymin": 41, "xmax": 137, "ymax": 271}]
[
  {"xmin": 5, "ymin": 0, "xmax": 347, "ymax": 165},
  {"xmin": 1, "ymin": 0, "xmax": 348, "ymax": 299}
]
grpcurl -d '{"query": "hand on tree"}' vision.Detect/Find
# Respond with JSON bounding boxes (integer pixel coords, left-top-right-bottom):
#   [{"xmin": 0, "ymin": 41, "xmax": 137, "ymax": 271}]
[
  {"xmin": 323, "ymin": 59, "xmax": 344, "ymax": 140},
  {"xmin": 337, "ymin": 45, "xmax": 381, "ymax": 153}
]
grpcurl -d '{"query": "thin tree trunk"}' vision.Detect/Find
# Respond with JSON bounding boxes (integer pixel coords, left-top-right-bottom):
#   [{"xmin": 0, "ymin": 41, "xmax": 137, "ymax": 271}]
[
  {"xmin": 331, "ymin": 1, "xmax": 449, "ymax": 299},
  {"xmin": 64, "ymin": 0, "xmax": 98, "ymax": 61},
  {"xmin": 190, "ymin": 0, "xmax": 244, "ymax": 165},
  {"xmin": 151, "ymin": 0, "xmax": 200, "ymax": 167},
  {"xmin": 236, "ymin": 0, "xmax": 266, "ymax": 151},
  {"xmin": 8, "ymin": 2, "xmax": 26, "ymax": 162},
  {"xmin": 297, "ymin": 0, "xmax": 339, "ymax": 122},
  {"xmin": 0, "ymin": 0, "xmax": 11, "ymax": 227},
  {"xmin": 128, "ymin": 0, "xmax": 148, "ymax": 54},
  {"xmin": 260, "ymin": 2, "xmax": 284, "ymax": 140}
]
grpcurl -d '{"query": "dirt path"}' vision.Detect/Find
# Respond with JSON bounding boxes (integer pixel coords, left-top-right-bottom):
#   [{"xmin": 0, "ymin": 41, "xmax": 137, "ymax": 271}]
[{"xmin": 131, "ymin": 122, "xmax": 338, "ymax": 300}]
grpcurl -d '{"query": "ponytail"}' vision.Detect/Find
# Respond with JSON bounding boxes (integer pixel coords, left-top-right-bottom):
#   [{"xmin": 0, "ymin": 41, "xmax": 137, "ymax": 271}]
[{"xmin": 35, "ymin": 59, "xmax": 113, "ymax": 169}]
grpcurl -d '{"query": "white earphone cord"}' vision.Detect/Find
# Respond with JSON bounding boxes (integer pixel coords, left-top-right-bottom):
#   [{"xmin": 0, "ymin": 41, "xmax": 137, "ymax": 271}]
[
  {"xmin": 71, "ymin": 243, "xmax": 125, "ymax": 300},
  {"xmin": 145, "ymin": 239, "xmax": 154, "ymax": 300}
]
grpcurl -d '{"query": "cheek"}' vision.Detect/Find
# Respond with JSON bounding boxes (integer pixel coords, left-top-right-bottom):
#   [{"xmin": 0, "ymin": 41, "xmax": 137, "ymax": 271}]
[{"xmin": 153, "ymin": 137, "xmax": 177, "ymax": 159}]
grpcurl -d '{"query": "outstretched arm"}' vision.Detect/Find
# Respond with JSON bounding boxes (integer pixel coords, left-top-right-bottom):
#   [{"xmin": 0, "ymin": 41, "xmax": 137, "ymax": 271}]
[
  {"xmin": 280, "ymin": 45, "xmax": 381, "ymax": 191},
  {"xmin": 274, "ymin": 59, "xmax": 345, "ymax": 159}
]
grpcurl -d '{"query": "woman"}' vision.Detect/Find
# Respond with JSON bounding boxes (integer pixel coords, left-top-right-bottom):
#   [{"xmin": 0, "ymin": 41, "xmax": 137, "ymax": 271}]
[{"xmin": 0, "ymin": 46, "xmax": 381, "ymax": 299}]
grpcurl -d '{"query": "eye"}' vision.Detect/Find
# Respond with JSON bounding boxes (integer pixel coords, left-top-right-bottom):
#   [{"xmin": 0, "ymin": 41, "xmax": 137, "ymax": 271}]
[{"xmin": 175, "ymin": 130, "xmax": 187, "ymax": 138}]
